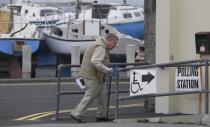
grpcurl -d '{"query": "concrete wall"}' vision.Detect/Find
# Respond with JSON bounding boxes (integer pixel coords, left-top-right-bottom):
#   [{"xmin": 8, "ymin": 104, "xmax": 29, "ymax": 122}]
[
  {"xmin": 156, "ymin": 0, "xmax": 175, "ymax": 114},
  {"xmin": 156, "ymin": 0, "xmax": 210, "ymax": 114}
]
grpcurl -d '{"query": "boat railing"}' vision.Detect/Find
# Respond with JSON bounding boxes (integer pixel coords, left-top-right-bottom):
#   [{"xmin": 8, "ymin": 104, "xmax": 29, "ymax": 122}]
[
  {"xmin": 0, "ymin": 19, "xmax": 40, "ymax": 38},
  {"xmin": 0, "ymin": 15, "xmax": 73, "ymax": 31},
  {"xmin": 0, "ymin": 21, "xmax": 29, "ymax": 24}
]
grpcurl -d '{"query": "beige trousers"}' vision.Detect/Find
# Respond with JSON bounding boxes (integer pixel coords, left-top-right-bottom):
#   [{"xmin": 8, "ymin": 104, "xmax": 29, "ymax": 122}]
[{"xmin": 71, "ymin": 77, "xmax": 107, "ymax": 117}]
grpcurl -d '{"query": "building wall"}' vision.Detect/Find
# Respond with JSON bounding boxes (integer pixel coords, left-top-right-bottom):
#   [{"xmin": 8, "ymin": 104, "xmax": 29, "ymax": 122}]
[
  {"xmin": 156, "ymin": 0, "xmax": 210, "ymax": 114},
  {"xmin": 155, "ymin": 0, "xmax": 171, "ymax": 114}
]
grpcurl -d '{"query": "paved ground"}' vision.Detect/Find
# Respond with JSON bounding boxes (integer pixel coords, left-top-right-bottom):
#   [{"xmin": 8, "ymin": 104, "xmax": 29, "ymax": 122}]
[
  {"xmin": 5, "ymin": 118, "xmax": 210, "ymax": 127},
  {"xmin": 1, "ymin": 79, "xmax": 210, "ymax": 127}
]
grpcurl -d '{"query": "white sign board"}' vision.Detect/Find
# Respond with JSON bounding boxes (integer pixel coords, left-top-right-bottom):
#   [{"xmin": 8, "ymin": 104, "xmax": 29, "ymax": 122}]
[
  {"xmin": 175, "ymin": 67, "xmax": 201, "ymax": 91},
  {"xmin": 130, "ymin": 69, "xmax": 156, "ymax": 96}
]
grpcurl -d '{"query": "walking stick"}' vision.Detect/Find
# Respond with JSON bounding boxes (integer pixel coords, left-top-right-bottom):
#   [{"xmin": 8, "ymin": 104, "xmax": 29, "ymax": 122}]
[{"xmin": 106, "ymin": 74, "xmax": 112, "ymax": 118}]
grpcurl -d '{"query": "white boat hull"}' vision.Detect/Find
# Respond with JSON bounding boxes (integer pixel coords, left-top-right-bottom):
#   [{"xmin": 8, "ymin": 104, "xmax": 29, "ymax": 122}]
[
  {"xmin": 44, "ymin": 32, "xmax": 93, "ymax": 54},
  {"xmin": 44, "ymin": 32, "xmax": 143, "ymax": 55}
]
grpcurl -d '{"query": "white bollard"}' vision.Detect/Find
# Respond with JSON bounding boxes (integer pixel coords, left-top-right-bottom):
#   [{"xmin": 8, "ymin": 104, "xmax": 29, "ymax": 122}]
[
  {"xmin": 22, "ymin": 45, "xmax": 32, "ymax": 79},
  {"xmin": 126, "ymin": 45, "xmax": 138, "ymax": 77},
  {"xmin": 71, "ymin": 46, "xmax": 80, "ymax": 77}
]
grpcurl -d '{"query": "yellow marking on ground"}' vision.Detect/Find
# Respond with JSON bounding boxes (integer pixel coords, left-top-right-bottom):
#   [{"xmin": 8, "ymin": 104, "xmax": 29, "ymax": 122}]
[
  {"xmin": 27, "ymin": 112, "xmax": 54, "ymax": 121},
  {"xmin": 15, "ymin": 103, "xmax": 144, "ymax": 121},
  {"xmin": 15, "ymin": 112, "xmax": 53, "ymax": 121}
]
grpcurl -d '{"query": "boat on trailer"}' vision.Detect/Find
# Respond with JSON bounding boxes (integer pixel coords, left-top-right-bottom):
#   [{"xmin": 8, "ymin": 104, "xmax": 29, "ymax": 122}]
[
  {"xmin": 0, "ymin": 8, "xmax": 40, "ymax": 56},
  {"xmin": 77, "ymin": 2, "xmax": 144, "ymax": 39},
  {"xmin": 43, "ymin": 19, "xmax": 144, "ymax": 56},
  {"xmin": 6, "ymin": 0, "xmax": 74, "ymax": 28}
]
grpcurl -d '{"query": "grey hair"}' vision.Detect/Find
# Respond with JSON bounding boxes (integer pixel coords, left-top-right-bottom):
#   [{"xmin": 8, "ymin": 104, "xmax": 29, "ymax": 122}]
[{"xmin": 105, "ymin": 33, "xmax": 119, "ymax": 41}]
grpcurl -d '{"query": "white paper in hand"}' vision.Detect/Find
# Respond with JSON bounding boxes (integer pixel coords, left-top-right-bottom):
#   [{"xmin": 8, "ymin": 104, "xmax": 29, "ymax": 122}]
[{"xmin": 75, "ymin": 77, "xmax": 86, "ymax": 89}]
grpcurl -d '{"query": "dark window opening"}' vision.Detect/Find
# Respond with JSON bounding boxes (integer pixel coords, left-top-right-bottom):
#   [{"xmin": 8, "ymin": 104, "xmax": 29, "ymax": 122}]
[
  {"xmin": 11, "ymin": 6, "xmax": 22, "ymax": 16},
  {"xmin": 52, "ymin": 27, "xmax": 63, "ymax": 37},
  {"xmin": 134, "ymin": 12, "xmax": 141, "ymax": 17},
  {"xmin": 25, "ymin": 9, "xmax": 28, "ymax": 15},
  {"xmin": 40, "ymin": 9, "xmax": 56, "ymax": 17},
  {"xmin": 92, "ymin": 5, "xmax": 115, "ymax": 19},
  {"xmin": 123, "ymin": 13, "xmax": 132, "ymax": 18}
]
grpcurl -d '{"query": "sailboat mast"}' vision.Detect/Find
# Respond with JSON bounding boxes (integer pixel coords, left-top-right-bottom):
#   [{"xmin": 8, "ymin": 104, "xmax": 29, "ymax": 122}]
[
  {"xmin": 9, "ymin": 0, "xmax": 13, "ymax": 29},
  {"xmin": 75, "ymin": 0, "xmax": 81, "ymax": 19},
  {"xmin": 123, "ymin": 0, "xmax": 127, "ymax": 5}
]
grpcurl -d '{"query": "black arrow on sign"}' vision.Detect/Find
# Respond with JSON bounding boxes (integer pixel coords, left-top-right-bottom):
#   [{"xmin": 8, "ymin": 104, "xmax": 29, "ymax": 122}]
[{"xmin": 142, "ymin": 72, "xmax": 155, "ymax": 84}]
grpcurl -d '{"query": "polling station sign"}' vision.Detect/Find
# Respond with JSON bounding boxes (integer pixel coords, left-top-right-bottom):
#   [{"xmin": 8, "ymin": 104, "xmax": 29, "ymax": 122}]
[
  {"xmin": 175, "ymin": 67, "xmax": 201, "ymax": 91},
  {"xmin": 130, "ymin": 69, "xmax": 156, "ymax": 96}
]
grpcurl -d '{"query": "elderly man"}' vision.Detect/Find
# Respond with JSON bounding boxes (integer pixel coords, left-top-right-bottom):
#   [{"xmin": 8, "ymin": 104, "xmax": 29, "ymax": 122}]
[{"xmin": 71, "ymin": 33, "xmax": 119, "ymax": 123}]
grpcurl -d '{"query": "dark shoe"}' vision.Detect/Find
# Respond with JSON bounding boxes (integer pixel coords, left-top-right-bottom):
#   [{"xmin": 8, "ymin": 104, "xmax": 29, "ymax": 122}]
[
  {"xmin": 96, "ymin": 117, "xmax": 114, "ymax": 122},
  {"xmin": 70, "ymin": 114, "xmax": 86, "ymax": 123}
]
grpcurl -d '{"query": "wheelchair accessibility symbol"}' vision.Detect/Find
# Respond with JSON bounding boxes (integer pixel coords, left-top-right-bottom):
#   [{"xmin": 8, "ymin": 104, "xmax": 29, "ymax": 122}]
[
  {"xmin": 130, "ymin": 70, "xmax": 156, "ymax": 96},
  {"xmin": 130, "ymin": 72, "xmax": 143, "ymax": 93}
]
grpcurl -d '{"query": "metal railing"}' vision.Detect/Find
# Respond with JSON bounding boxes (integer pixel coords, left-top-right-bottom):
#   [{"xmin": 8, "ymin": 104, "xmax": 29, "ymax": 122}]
[
  {"xmin": 114, "ymin": 59, "xmax": 210, "ymax": 119},
  {"xmin": 55, "ymin": 62, "xmax": 147, "ymax": 120},
  {"xmin": 56, "ymin": 59, "xmax": 210, "ymax": 120}
]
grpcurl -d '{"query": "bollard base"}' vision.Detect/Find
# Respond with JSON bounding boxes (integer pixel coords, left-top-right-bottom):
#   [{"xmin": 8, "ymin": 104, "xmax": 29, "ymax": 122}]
[
  {"xmin": 201, "ymin": 114, "xmax": 210, "ymax": 125},
  {"xmin": 22, "ymin": 72, "xmax": 31, "ymax": 79}
]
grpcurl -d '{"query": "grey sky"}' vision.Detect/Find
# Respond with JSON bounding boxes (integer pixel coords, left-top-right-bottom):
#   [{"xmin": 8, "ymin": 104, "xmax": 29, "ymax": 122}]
[{"xmin": 1, "ymin": 0, "xmax": 144, "ymax": 7}]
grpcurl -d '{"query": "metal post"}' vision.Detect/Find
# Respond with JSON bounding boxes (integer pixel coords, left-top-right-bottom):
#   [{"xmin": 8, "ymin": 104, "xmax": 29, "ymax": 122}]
[
  {"xmin": 115, "ymin": 67, "xmax": 119, "ymax": 120},
  {"xmin": 123, "ymin": 0, "xmax": 127, "ymax": 5},
  {"xmin": 205, "ymin": 59, "xmax": 209, "ymax": 114},
  {"xmin": 56, "ymin": 66, "xmax": 61, "ymax": 120},
  {"xmin": 75, "ymin": 0, "xmax": 81, "ymax": 19},
  {"xmin": 106, "ymin": 75, "xmax": 112, "ymax": 118},
  {"xmin": 9, "ymin": 0, "xmax": 14, "ymax": 30}
]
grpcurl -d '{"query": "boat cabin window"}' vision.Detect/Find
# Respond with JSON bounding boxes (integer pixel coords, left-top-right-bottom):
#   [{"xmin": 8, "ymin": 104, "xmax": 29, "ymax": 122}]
[
  {"xmin": 52, "ymin": 27, "xmax": 63, "ymax": 37},
  {"xmin": 92, "ymin": 5, "xmax": 114, "ymax": 19},
  {"xmin": 40, "ymin": 9, "xmax": 56, "ymax": 17},
  {"xmin": 11, "ymin": 6, "xmax": 22, "ymax": 16},
  {"xmin": 134, "ymin": 12, "xmax": 141, "ymax": 17},
  {"xmin": 56, "ymin": 10, "xmax": 63, "ymax": 15},
  {"xmin": 25, "ymin": 9, "xmax": 28, "ymax": 15},
  {"xmin": 123, "ymin": 13, "xmax": 132, "ymax": 18}
]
